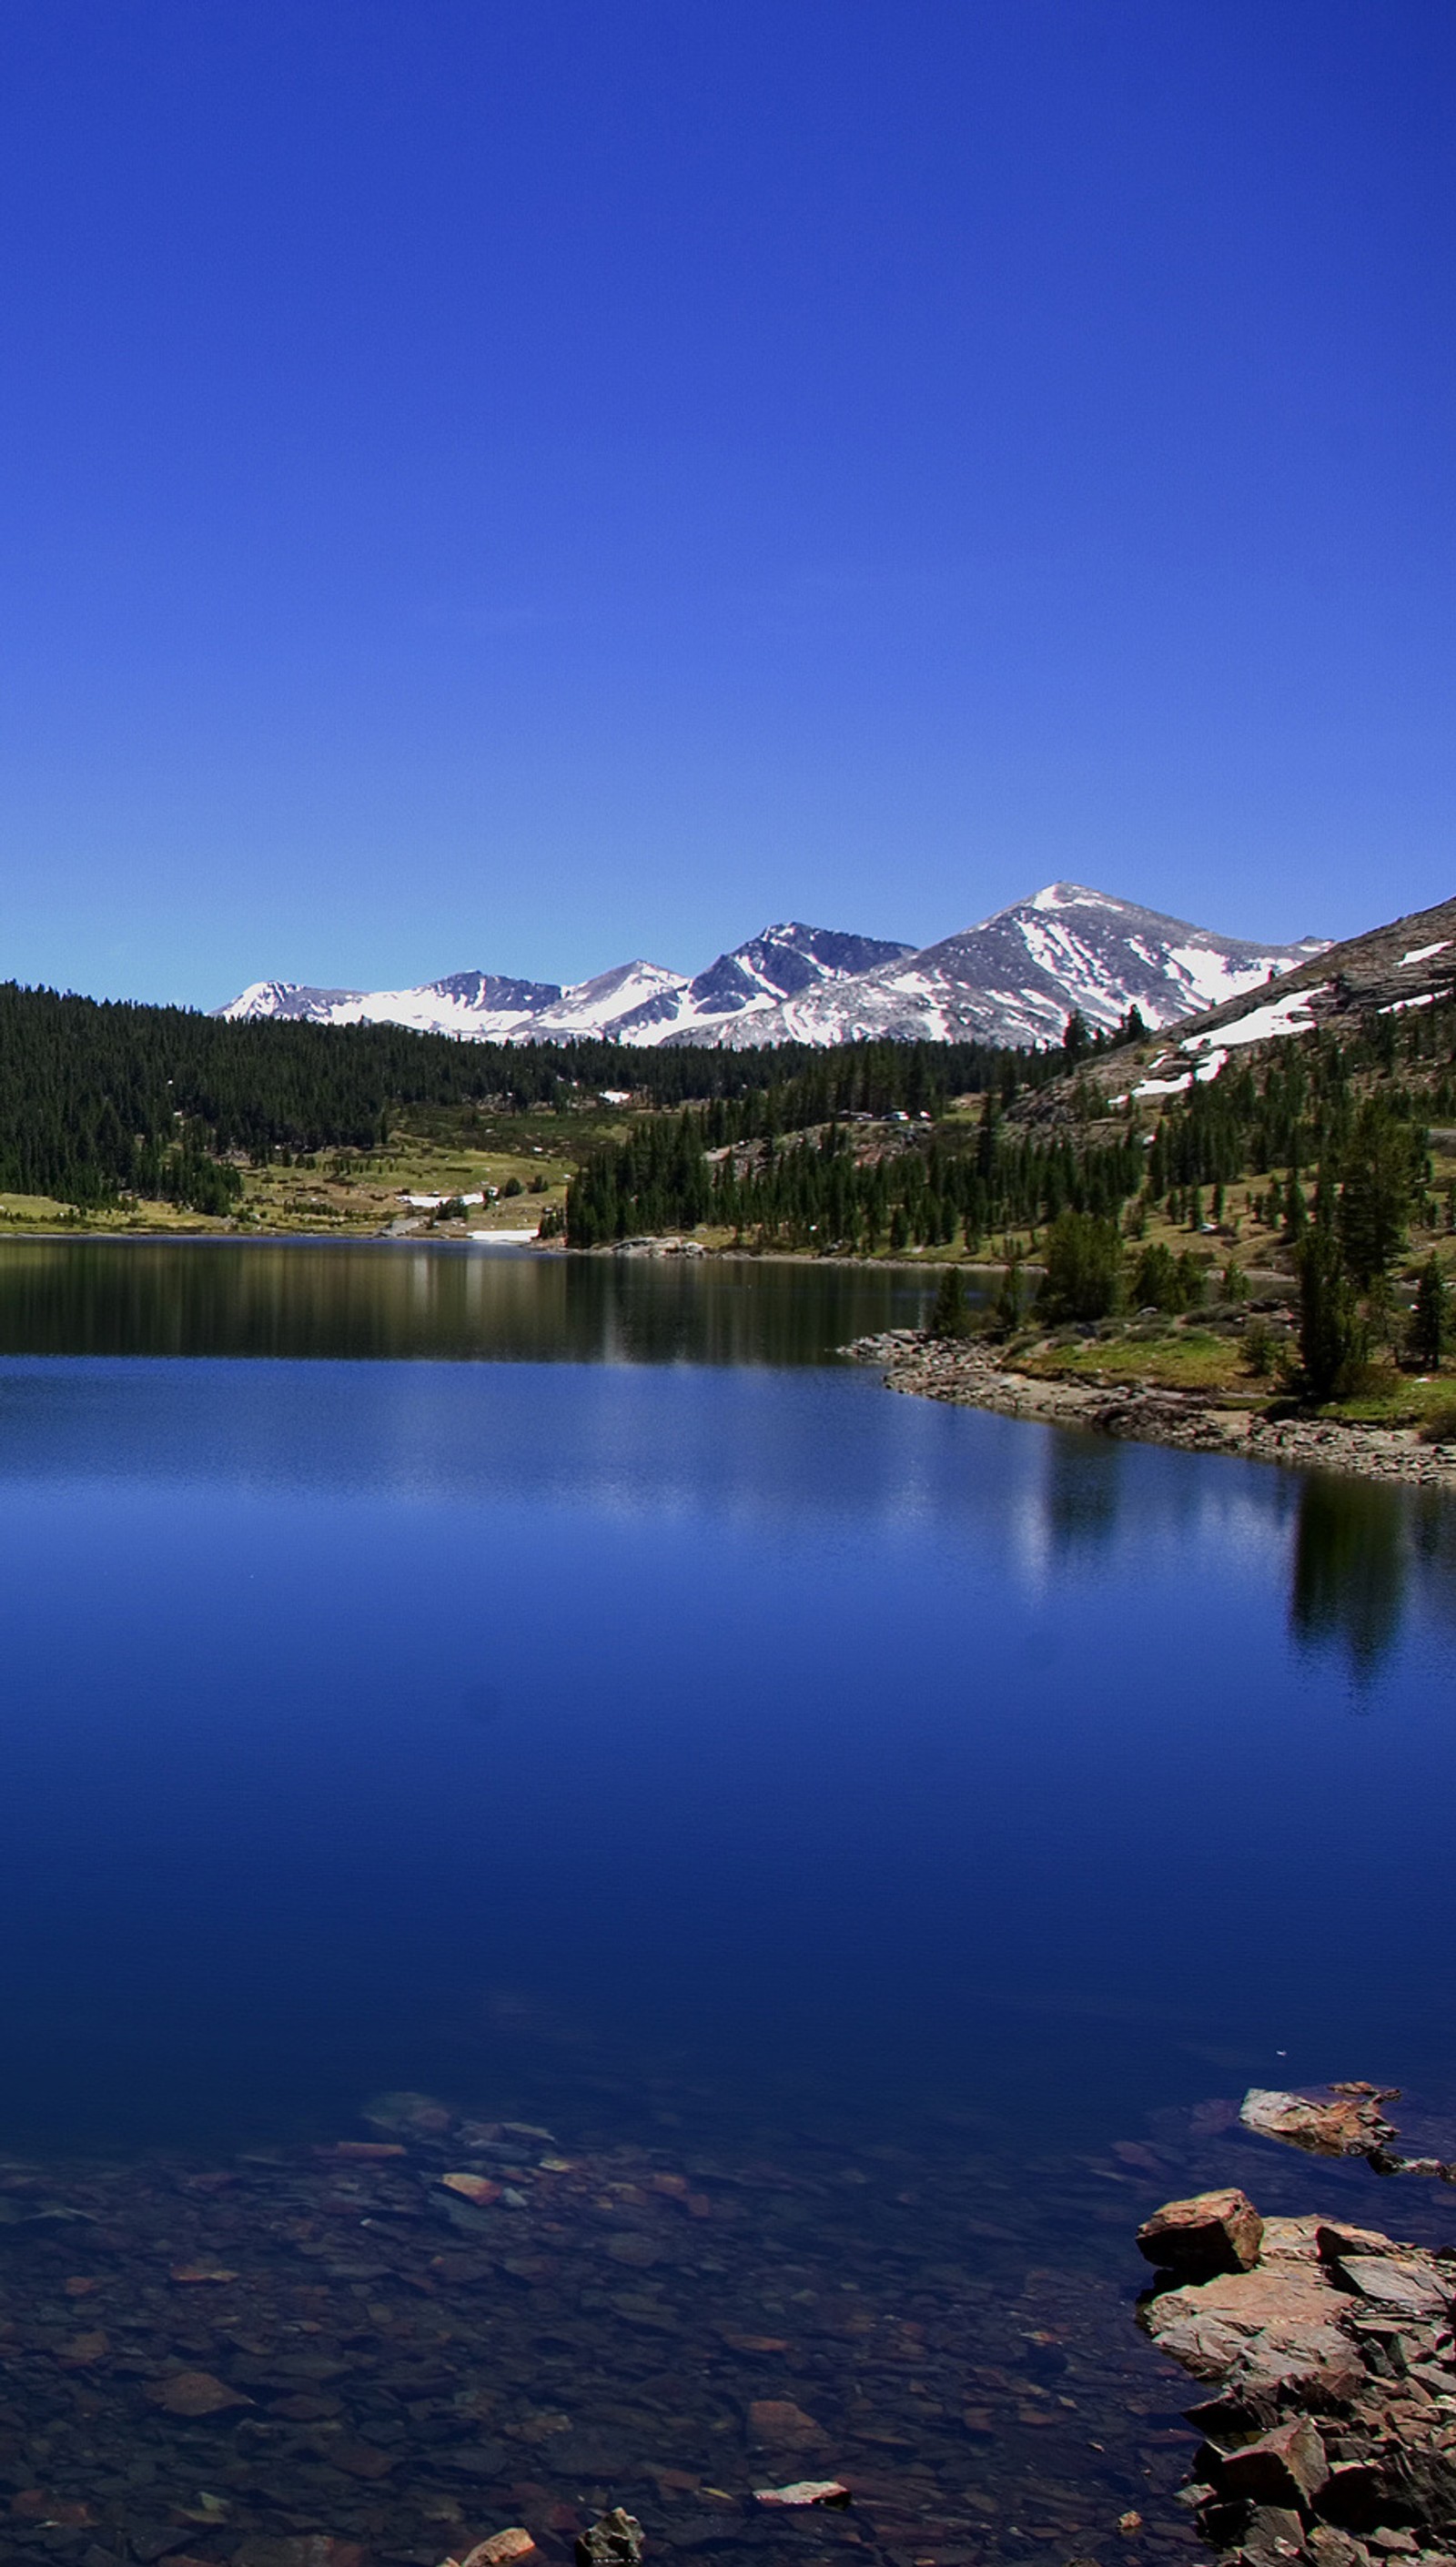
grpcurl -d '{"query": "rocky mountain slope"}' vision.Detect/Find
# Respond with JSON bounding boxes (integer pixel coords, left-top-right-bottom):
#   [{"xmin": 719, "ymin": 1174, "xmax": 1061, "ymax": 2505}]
[
  {"xmin": 217, "ymin": 887, "xmax": 1322, "ymax": 1052},
  {"xmin": 1016, "ymin": 890, "xmax": 1456, "ymax": 1119}
]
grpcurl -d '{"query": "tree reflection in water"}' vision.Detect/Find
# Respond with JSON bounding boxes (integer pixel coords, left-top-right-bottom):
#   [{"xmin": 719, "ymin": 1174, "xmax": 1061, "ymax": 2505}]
[
  {"xmin": 1291, "ymin": 1473, "xmax": 1408, "ymax": 1683},
  {"xmin": 1044, "ymin": 1430, "xmax": 1123, "ymax": 1557}
]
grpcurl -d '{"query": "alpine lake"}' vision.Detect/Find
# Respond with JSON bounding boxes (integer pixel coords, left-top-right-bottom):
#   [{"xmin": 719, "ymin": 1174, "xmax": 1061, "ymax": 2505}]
[{"xmin": 0, "ymin": 1238, "xmax": 1451, "ymax": 2567}]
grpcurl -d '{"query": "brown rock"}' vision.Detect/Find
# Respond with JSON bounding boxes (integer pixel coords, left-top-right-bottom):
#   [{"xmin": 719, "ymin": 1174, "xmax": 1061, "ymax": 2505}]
[
  {"xmin": 1140, "ymin": 2265, "xmax": 1362, "ymax": 2399},
  {"xmin": 748, "ymin": 2397, "xmax": 826, "ymax": 2450},
  {"xmin": 1241, "ymin": 2504, "xmax": 1309, "ymax": 2562},
  {"xmin": 460, "ymin": 2535, "xmax": 538, "ymax": 2567},
  {"xmin": 753, "ymin": 2481, "xmax": 852, "ymax": 2509},
  {"xmin": 169, "ymin": 2263, "xmax": 239, "ymax": 2283},
  {"xmin": 1330, "ymin": 2257, "xmax": 1452, "ymax": 2319},
  {"xmin": 1138, "ymin": 2188, "xmax": 1265, "ymax": 2281},
  {"xmin": 440, "ymin": 2172, "xmax": 503, "ymax": 2207},
  {"xmin": 1314, "ymin": 2223, "xmax": 1402, "ymax": 2261},
  {"xmin": 1240, "ymin": 2086, "xmax": 1400, "ymax": 2159},
  {"xmin": 146, "ymin": 2368, "xmax": 252, "ymax": 2416},
  {"xmin": 1216, "ymin": 2416, "xmax": 1330, "ymax": 2508},
  {"xmin": 1307, "ymin": 2528, "xmax": 1368, "ymax": 2567},
  {"xmin": 56, "ymin": 2329, "xmax": 108, "ymax": 2367}
]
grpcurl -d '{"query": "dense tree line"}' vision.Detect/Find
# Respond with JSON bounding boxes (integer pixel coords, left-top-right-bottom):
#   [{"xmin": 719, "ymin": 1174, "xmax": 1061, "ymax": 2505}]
[
  {"xmin": 0, "ymin": 984, "xmax": 1067, "ymax": 1210},
  {"xmin": 568, "ymin": 993, "xmax": 1456, "ymax": 1400},
  {"xmin": 566, "ymin": 1103, "xmax": 1148, "ymax": 1249}
]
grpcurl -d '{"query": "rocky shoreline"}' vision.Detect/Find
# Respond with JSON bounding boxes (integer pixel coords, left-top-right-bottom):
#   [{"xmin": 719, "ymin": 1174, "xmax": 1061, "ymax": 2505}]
[
  {"xmin": 843, "ymin": 1333, "xmax": 1456, "ymax": 1491},
  {"xmin": 1136, "ymin": 2086, "xmax": 1456, "ymax": 2567}
]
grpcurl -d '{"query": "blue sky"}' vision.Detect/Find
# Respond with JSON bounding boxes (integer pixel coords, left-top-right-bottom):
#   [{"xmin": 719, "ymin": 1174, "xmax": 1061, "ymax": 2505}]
[{"xmin": 0, "ymin": 0, "xmax": 1452, "ymax": 1007}]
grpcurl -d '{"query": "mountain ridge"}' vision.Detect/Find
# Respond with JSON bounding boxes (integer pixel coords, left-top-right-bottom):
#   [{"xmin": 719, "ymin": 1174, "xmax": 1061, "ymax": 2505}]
[
  {"xmin": 217, "ymin": 886, "xmax": 1325, "ymax": 1053},
  {"xmin": 1012, "ymin": 886, "xmax": 1456, "ymax": 1124}
]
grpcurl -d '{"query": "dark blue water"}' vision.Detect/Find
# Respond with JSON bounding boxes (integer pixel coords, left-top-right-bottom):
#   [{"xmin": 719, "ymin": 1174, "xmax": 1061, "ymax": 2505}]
[
  {"xmin": 0, "ymin": 1255, "xmax": 1448, "ymax": 2156},
  {"xmin": 0, "ymin": 1244, "xmax": 1450, "ymax": 2566}
]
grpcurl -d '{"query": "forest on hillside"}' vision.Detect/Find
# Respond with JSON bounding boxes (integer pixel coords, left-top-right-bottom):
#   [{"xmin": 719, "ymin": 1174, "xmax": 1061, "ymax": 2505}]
[
  {"xmin": 0, "ymin": 979, "xmax": 1095, "ymax": 1210},
  {"xmin": 564, "ymin": 994, "xmax": 1456, "ymax": 1258}
]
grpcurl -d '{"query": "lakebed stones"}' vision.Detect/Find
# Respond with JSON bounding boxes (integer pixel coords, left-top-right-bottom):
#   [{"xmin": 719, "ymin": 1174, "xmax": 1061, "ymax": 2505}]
[
  {"xmin": 1138, "ymin": 2182, "xmax": 1456, "ymax": 2567},
  {"xmin": 1138, "ymin": 2188, "xmax": 1266, "ymax": 2281},
  {"xmin": 0, "ymin": 2082, "xmax": 1259, "ymax": 2567}
]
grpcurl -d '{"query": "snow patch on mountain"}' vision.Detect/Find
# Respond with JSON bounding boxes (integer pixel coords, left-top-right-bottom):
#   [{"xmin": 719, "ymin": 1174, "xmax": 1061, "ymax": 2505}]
[{"xmin": 216, "ymin": 887, "xmax": 1325, "ymax": 1054}]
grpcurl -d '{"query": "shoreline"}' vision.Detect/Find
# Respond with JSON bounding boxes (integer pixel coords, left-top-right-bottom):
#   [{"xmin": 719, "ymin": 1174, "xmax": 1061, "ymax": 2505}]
[
  {"xmin": 844, "ymin": 1330, "xmax": 1456, "ymax": 1491},
  {"xmin": 1137, "ymin": 2087, "xmax": 1456, "ymax": 2567}
]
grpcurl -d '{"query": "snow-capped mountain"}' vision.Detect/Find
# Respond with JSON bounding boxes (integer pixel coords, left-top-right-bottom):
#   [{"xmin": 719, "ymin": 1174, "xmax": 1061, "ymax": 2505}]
[
  {"xmin": 1016, "ymin": 888, "xmax": 1456, "ymax": 1122},
  {"xmin": 216, "ymin": 889, "xmax": 1324, "ymax": 1052},
  {"xmin": 217, "ymin": 925, "xmax": 915, "ymax": 1047},
  {"xmin": 692, "ymin": 885, "xmax": 1327, "ymax": 1048}
]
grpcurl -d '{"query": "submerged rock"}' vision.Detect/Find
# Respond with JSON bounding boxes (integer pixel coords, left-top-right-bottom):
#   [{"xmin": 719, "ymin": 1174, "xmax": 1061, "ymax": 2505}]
[
  {"xmin": 1240, "ymin": 2086, "xmax": 1401, "ymax": 2160},
  {"xmin": 440, "ymin": 2169, "xmax": 503, "ymax": 2206},
  {"xmin": 145, "ymin": 2368, "xmax": 253, "ymax": 2416},
  {"xmin": 574, "ymin": 2509, "xmax": 645, "ymax": 2567},
  {"xmin": 747, "ymin": 2395, "xmax": 827, "ymax": 2450},
  {"xmin": 753, "ymin": 2480, "xmax": 853, "ymax": 2508},
  {"xmin": 454, "ymin": 2533, "xmax": 538, "ymax": 2567}
]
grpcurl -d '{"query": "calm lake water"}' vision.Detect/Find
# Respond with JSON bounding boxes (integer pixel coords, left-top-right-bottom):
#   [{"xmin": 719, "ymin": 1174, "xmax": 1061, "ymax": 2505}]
[{"xmin": 0, "ymin": 1238, "xmax": 1451, "ymax": 2567}]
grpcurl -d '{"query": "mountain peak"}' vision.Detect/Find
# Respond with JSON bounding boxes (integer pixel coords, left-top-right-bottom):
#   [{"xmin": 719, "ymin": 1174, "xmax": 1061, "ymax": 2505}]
[{"xmin": 215, "ymin": 891, "xmax": 1327, "ymax": 1053}]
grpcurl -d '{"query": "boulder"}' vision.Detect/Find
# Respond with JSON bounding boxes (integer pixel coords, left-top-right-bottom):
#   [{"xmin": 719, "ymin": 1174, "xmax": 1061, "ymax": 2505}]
[
  {"xmin": 1215, "ymin": 2418, "xmax": 1330, "ymax": 2509},
  {"xmin": 1138, "ymin": 2189, "xmax": 1265, "ymax": 2280}
]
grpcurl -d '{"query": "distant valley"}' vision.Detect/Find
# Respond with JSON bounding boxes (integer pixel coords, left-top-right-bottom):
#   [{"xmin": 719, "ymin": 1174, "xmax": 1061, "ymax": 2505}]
[{"xmin": 217, "ymin": 884, "xmax": 1327, "ymax": 1052}]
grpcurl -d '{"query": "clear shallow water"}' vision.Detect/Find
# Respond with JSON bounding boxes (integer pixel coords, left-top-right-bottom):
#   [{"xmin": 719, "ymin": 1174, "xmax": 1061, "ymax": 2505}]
[{"xmin": 0, "ymin": 1242, "xmax": 1451, "ymax": 2567}]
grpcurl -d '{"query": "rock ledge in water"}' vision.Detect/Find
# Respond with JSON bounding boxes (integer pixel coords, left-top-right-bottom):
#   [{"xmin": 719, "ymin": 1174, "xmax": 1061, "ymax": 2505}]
[{"xmin": 1138, "ymin": 2181, "xmax": 1456, "ymax": 2567}]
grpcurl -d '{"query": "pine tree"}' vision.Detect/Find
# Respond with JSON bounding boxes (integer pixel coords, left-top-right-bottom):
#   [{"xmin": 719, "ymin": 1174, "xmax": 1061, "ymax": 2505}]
[
  {"xmin": 1409, "ymin": 1255, "xmax": 1450, "ymax": 1368},
  {"xmin": 1039, "ymin": 1211, "xmax": 1124, "ymax": 1321},
  {"xmin": 929, "ymin": 1267, "xmax": 971, "ymax": 1339},
  {"xmin": 995, "ymin": 1256, "xmax": 1026, "ymax": 1332},
  {"xmin": 1297, "ymin": 1229, "xmax": 1365, "ymax": 1401},
  {"xmin": 1337, "ymin": 1097, "xmax": 1421, "ymax": 1285}
]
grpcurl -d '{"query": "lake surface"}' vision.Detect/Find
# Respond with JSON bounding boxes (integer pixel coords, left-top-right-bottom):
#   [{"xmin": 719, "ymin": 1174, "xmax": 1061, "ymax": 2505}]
[{"xmin": 0, "ymin": 1239, "xmax": 1451, "ymax": 2567}]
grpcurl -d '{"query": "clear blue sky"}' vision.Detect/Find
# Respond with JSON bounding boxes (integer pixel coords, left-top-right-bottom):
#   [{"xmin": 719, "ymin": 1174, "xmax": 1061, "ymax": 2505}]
[{"xmin": 0, "ymin": 1, "xmax": 1452, "ymax": 1007}]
